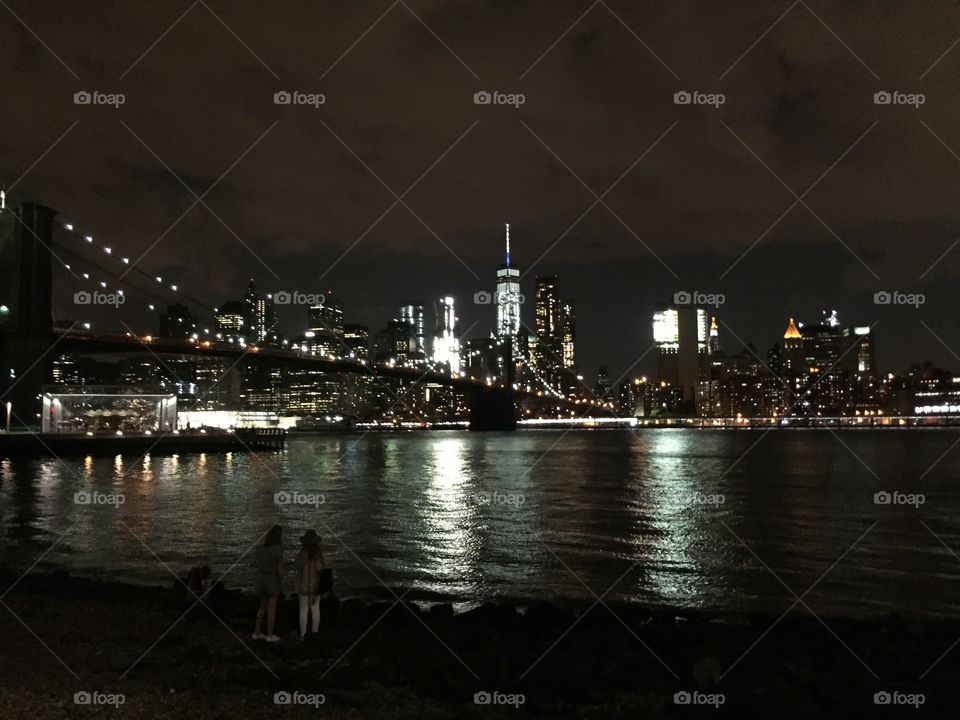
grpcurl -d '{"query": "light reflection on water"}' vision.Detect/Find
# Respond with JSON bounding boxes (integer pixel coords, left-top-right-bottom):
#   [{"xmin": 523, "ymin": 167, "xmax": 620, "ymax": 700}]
[{"xmin": 2, "ymin": 429, "xmax": 960, "ymax": 619}]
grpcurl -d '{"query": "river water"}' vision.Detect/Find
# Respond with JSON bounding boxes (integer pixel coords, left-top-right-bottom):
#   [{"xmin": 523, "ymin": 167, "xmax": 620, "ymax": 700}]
[{"xmin": 2, "ymin": 429, "xmax": 959, "ymax": 619}]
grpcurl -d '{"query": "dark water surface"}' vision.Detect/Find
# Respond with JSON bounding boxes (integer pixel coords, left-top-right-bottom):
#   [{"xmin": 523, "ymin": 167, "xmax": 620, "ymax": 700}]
[{"xmin": 2, "ymin": 429, "xmax": 959, "ymax": 619}]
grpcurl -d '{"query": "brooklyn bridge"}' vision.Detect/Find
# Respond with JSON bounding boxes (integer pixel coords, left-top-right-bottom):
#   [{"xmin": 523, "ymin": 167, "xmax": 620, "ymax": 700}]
[{"xmin": 0, "ymin": 200, "xmax": 614, "ymax": 432}]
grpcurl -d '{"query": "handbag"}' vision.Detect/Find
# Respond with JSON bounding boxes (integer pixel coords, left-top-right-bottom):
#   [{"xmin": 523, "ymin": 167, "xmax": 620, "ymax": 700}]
[{"xmin": 316, "ymin": 567, "xmax": 333, "ymax": 594}]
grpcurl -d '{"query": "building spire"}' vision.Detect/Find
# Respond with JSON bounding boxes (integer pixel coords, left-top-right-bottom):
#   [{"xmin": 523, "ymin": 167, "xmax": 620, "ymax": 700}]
[
  {"xmin": 784, "ymin": 317, "xmax": 802, "ymax": 340},
  {"xmin": 505, "ymin": 222, "xmax": 510, "ymax": 267}
]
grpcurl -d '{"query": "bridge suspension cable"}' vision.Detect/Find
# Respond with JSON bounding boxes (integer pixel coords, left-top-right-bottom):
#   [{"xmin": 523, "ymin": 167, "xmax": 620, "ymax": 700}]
[{"xmin": 54, "ymin": 218, "xmax": 213, "ymax": 311}]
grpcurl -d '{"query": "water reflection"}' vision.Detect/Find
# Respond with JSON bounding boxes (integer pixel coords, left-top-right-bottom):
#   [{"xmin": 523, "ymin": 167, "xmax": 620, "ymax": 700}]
[
  {"xmin": 640, "ymin": 431, "xmax": 712, "ymax": 606},
  {"xmin": 2, "ymin": 430, "xmax": 960, "ymax": 618},
  {"xmin": 420, "ymin": 437, "xmax": 478, "ymax": 594}
]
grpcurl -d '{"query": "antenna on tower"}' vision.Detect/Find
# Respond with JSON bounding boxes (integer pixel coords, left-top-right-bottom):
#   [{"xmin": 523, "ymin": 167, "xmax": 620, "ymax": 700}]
[{"xmin": 505, "ymin": 223, "xmax": 511, "ymax": 267}]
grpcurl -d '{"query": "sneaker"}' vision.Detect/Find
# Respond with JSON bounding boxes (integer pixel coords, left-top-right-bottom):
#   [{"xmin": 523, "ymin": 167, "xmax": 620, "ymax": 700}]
[
  {"xmin": 264, "ymin": 635, "xmax": 281, "ymax": 643},
  {"xmin": 252, "ymin": 632, "xmax": 264, "ymax": 640}
]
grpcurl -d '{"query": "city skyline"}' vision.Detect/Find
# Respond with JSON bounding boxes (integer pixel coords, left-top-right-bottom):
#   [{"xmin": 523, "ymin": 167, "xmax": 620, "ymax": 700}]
[{"xmin": 46, "ymin": 214, "xmax": 952, "ymax": 385}]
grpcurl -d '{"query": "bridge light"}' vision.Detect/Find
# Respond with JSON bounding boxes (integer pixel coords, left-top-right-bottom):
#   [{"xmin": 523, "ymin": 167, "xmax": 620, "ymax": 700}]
[
  {"xmin": 121, "ymin": 257, "xmax": 129, "ymax": 264},
  {"xmin": 85, "ymin": 235, "xmax": 93, "ymax": 242},
  {"xmin": 148, "ymin": 304, "xmax": 155, "ymax": 310},
  {"xmin": 100, "ymin": 281, "xmax": 107, "ymax": 288},
  {"xmin": 82, "ymin": 273, "xmax": 90, "ymax": 279},
  {"xmin": 156, "ymin": 276, "xmax": 162, "ymax": 283},
  {"xmin": 104, "ymin": 247, "xmax": 111, "ymax": 254},
  {"xmin": 82, "ymin": 322, "xmax": 90, "ymax": 329},
  {"xmin": 171, "ymin": 285, "xmax": 178, "ymax": 291},
  {"xmin": 64, "ymin": 223, "xmax": 73, "ymax": 230}
]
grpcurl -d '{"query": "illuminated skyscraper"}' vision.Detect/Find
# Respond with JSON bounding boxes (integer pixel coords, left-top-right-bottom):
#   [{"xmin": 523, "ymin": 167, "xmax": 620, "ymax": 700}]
[
  {"xmin": 495, "ymin": 223, "xmax": 522, "ymax": 358},
  {"xmin": 306, "ymin": 295, "xmax": 344, "ymax": 357},
  {"xmin": 343, "ymin": 323, "xmax": 369, "ymax": 360},
  {"xmin": 244, "ymin": 279, "xmax": 269, "ymax": 343},
  {"xmin": 534, "ymin": 276, "xmax": 562, "ymax": 369},
  {"xmin": 653, "ymin": 304, "xmax": 711, "ymax": 403},
  {"xmin": 561, "ymin": 300, "xmax": 576, "ymax": 369},
  {"xmin": 432, "ymin": 296, "xmax": 461, "ymax": 373},
  {"xmin": 399, "ymin": 303, "xmax": 426, "ymax": 356},
  {"xmin": 215, "ymin": 300, "xmax": 246, "ymax": 344},
  {"xmin": 782, "ymin": 317, "xmax": 803, "ymax": 372}
]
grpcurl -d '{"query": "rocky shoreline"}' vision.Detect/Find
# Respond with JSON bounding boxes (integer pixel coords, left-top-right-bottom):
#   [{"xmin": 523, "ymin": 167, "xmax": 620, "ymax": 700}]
[{"xmin": 0, "ymin": 568, "xmax": 955, "ymax": 717}]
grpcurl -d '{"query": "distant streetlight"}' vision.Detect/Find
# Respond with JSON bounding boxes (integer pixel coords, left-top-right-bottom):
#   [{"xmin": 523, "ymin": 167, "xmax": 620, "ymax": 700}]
[{"xmin": 5, "ymin": 401, "xmax": 11, "ymax": 433}]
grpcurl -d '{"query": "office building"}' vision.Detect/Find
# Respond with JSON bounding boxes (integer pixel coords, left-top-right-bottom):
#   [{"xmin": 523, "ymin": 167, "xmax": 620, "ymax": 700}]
[
  {"xmin": 534, "ymin": 275, "xmax": 563, "ymax": 369},
  {"xmin": 432, "ymin": 296, "xmax": 461, "ymax": 373},
  {"xmin": 243, "ymin": 279, "xmax": 271, "ymax": 343},
  {"xmin": 215, "ymin": 300, "xmax": 246, "ymax": 344},
  {"xmin": 561, "ymin": 299, "xmax": 576, "ymax": 369},
  {"xmin": 306, "ymin": 295, "xmax": 344, "ymax": 357},
  {"xmin": 343, "ymin": 323, "xmax": 369, "ymax": 360},
  {"xmin": 652, "ymin": 304, "xmax": 711, "ymax": 403},
  {"xmin": 495, "ymin": 223, "xmax": 523, "ymax": 359},
  {"xmin": 399, "ymin": 302, "xmax": 426, "ymax": 356}
]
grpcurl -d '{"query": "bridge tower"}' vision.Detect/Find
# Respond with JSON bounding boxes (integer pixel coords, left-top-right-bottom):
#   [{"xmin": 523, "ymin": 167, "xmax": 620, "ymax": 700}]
[
  {"xmin": 468, "ymin": 336, "xmax": 516, "ymax": 431},
  {"xmin": 0, "ymin": 199, "xmax": 57, "ymax": 428}
]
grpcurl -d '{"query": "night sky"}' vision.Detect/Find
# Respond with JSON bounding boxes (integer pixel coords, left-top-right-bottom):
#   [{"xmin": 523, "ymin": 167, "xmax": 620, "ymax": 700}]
[{"xmin": 3, "ymin": 1, "xmax": 960, "ymax": 382}]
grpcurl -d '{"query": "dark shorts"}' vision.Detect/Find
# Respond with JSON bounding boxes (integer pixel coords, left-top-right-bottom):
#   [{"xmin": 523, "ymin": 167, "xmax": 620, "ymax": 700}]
[{"xmin": 255, "ymin": 573, "xmax": 280, "ymax": 598}]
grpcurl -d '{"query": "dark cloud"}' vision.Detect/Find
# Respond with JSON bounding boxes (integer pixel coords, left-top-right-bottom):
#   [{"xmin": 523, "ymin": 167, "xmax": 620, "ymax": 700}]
[{"xmin": 3, "ymin": 0, "xmax": 960, "ymax": 379}]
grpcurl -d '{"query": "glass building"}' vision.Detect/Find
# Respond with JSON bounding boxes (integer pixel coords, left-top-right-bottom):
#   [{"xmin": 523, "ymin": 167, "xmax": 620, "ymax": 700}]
[
  {"xmin": 432, "ymin": 296, "xmax": 460, "ymax": 373},
  {"xmin": 495, "ymin": 224, "xmax": 523, "ymax": 359}
]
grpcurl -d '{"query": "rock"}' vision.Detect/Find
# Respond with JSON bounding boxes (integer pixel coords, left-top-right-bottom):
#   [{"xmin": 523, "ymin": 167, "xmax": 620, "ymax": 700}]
[
  {"xmin": 692, "ymin": 656, "xmax": 722, "ymax": 687},
  {"xmin": 525, "ymin": 601, "xmax": 574, "ymax": 629}
]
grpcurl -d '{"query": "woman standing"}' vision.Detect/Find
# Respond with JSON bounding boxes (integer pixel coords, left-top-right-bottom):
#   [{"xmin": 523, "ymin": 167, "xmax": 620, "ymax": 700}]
[
  {"xmin": 252, "ymin": 524, "xmax": 284, "ymax": 642},
  {"xmin": 295, "ymin": 529, "xmax": 326, "ymax": 641}
]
